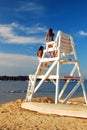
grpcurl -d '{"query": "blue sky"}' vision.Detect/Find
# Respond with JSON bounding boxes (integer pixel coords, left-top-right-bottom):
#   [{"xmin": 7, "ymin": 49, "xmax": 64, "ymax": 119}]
[{"xmin": 0, "ymin": 0, "xmax": 87, "ymax": 77}]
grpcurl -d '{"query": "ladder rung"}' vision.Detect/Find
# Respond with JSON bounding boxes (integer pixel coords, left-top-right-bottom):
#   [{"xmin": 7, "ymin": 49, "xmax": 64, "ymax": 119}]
[
  {"xmin": 40, "ymin": 66, "xmax": 56, "ymax": 70},
  {"xmin": 60, "ymin": 59, "xmax": 78, "ymax": 64},
  {"xmin": 36, "ymin": 75, "xmax": 81, "ymax": 81},
  {"xmin": 40, "ymin": 58, "xmax": 78, "ymax": 64},
  {"xmin": 36, "ymin": 75, "xmax": 57, "ymax": 80},
  {"xmin": 40, "ymin": 57, "xmax": 58, "ymax": 63},
  {"xmin": 63, "ymin": 76, "xmax": 80, "ymax": 80}
]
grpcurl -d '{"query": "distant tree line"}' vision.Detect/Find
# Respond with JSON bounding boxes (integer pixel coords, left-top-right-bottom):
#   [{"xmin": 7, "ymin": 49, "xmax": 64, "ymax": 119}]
[
  {"xmin": 0, "ymin": 75, "xmax": 29, "ymax": 81},
  {"xmin": 0, "ymin": 75, "xmax": 86, "ymax": 81}
]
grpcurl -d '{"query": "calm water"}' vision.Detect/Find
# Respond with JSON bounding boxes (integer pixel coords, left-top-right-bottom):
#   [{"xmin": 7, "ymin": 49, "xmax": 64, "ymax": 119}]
[{"xmin": 0, "ymin": 80, "xmax": 87, "ymax": 104}]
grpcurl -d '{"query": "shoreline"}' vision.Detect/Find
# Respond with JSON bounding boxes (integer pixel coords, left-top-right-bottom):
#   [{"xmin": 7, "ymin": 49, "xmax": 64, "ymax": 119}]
[{"xmin": 0, "ymin": 97, "xmax": 87, "ymax": 130}]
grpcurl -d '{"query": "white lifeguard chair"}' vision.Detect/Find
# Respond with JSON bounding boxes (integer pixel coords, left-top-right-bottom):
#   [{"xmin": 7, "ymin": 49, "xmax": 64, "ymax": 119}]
[{"xmin": 26, "ymin": 31, "xmax": 87, "ymax": 105}]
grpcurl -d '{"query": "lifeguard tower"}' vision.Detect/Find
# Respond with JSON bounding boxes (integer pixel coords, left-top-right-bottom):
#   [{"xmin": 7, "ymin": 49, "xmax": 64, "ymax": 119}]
[{"xmin": 26, "ymin": 31, "xmax": 87, "ymax": 105}]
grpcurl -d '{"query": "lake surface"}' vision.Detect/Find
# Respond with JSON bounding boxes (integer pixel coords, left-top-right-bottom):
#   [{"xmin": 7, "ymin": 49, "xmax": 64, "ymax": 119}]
[{"xmin": 0, "ymin": 80, "xmax": 87, "ymax": 104}]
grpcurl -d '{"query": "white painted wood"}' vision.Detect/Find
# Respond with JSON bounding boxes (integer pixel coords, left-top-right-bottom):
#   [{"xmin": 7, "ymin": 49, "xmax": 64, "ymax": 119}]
[
  {"xmin": 55, "ymin": 32, "xmax": 61, "ymax": 104},
  {"xmin": 81, "ymin": 81, "xmax": 87, "ymax": 105},
  {"xmin": 58, "ymin": 63, "xmax": 78, "ymax": 100},
  {"xmin": 25, "ymin": 31, "xmax": 87, "ymax": 105},
  {"xmin": 34, "ymin": 61, "xmax": 57, "ymax": 93},
  {"xmin": 63, "ymin": 81, "xmax": 81, "ymax": 104}
]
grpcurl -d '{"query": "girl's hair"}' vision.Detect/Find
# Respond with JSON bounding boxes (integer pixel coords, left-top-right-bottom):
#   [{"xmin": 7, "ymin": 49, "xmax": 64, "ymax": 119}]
[
  {"xmin": 39, "ymin": 46, "xmax": 44, "ymax": 50},
  {"xmin": 48, "ymin": 28, "xmax": 54, "ymax": 36},
  {"xmin": 37, "ymin": 46, "xmax": 44, "ymax": 57}
]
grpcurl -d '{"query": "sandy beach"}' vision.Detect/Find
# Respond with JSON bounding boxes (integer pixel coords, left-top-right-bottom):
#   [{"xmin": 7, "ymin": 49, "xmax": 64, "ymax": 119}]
[{"xmin": 0, "ymin": 97, "xmax": 87, "ymax": 130}]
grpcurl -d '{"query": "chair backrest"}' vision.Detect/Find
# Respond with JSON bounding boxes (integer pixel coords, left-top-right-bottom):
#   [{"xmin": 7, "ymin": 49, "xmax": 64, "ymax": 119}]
[{"xmin": 55, "ymin": 31, "xmax": 73, "ymax": 54}]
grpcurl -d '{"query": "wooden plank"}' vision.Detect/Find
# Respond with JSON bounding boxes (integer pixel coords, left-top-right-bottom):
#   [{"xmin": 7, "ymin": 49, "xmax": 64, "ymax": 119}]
[
  {"xmin": 40, "ymin": 66, "xmax": 56, "ymax": 70},
  {"xmin": 61, "ymin": 32, "xmax": 70, "ymax": 39},
  {"xmin": 36, "ymin": 75, "xmax": 80, "ymax": 80},
  {"xmin": 37, "ymin": 75, "xmax": 57, "ymax": 79},
  {"xmin": 40, "ymin": 57, "xmax": 58, "ymax": 63},
  {"xmin": 21, "ymin": 102, "xmax": 87, "ymax": 118},
  {"xmin": 64, "ymin": 76, "xmax": 80, "ymax": 80},
  {"xmin": 40, "ymin": 58, "xmax": 78, "ymax": 64}
]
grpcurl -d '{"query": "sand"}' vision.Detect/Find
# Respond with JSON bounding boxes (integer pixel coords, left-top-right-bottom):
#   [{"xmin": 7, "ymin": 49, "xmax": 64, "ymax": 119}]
[{"xmin": 0, "ymin": 97, "xmax": 87, "ymax": 130}]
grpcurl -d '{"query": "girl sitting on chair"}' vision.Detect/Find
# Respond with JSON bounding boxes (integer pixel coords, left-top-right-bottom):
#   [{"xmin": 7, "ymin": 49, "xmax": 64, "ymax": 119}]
[{"xmin": 46, "ymin": 28, "xmax": 58, "ymax": 57}]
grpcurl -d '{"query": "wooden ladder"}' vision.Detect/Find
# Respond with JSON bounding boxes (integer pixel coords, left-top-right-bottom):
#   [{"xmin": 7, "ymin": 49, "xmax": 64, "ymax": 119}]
[{"xmin": 26, "ymin": 74, "xmax": 36, "ymax": 101}]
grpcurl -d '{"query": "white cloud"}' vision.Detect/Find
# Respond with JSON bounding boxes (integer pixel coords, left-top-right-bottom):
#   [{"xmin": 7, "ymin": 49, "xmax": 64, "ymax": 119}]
[
  {"xmin": 23, "ymin": 24, "xmax": 47, "ymax": 34},
  {"xmin": 0, "ymin": 53, "xmax": 38, "ymax": 76},
  {"xmin": 78, "ymin": 30, "xmax": 87, "ymax": 36},
  {"xmin": 0, "ymin": 25, "xmax": 13, "ymax": 38},
  {"xmin": 16, "ymin": 1, "xmax": 44, "ymax": 14},
  {"xmin": 11, "ymin": 23, "xmax": 47, "ymax": 34},
  {"xmin": 0, "ymin": 23, "xmax": 46, "ymax": 44},
  {"xmin": 5, "ymin": 35, "xmax": 43, "ymax": 44}
]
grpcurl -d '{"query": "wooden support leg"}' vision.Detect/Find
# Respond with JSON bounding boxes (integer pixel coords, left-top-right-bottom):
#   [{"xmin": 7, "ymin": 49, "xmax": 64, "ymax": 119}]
[
  {"xmin": 81, "ymin": 81, "xmax": 87, "ymax": 105},
  {"xmin": 58, "ymin": 63, "xmax": 77, "ymax": 100},
  {"xmin": 62, "ymin": 81, "xmax": 80, "ymax": 104},
  {"xmin": 55, "ymin": 61, "xmax": 60, "ymax": 104}
]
